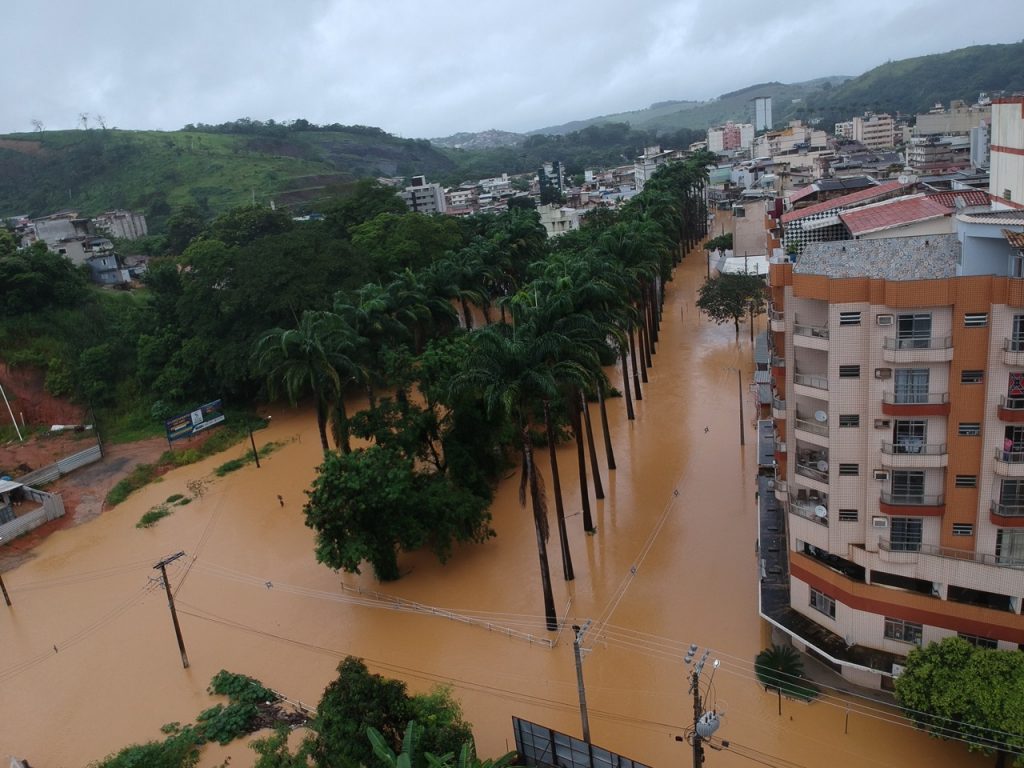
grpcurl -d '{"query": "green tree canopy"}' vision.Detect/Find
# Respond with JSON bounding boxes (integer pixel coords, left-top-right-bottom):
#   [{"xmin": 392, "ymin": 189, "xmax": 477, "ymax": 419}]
[
  {"xmin": 894, "ymin": 637, "xmax": 1024, "ymax": 767},
  {"xmin": 696, "ymin": 272, "xmax": 766, "ymax": 338}
]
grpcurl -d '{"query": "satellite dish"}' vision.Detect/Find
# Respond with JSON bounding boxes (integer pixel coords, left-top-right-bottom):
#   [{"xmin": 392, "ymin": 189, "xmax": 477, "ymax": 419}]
[
  {"xmin": 814, "ymin": 410, "xmax": 828, "ymax": 422},
  {"xmin": 815, "ymin": 505, "xmax": 828, "ymax": 518},
  {"xmin": 817, "ymin": 460, "xmax": 829, "ymax": 472}
]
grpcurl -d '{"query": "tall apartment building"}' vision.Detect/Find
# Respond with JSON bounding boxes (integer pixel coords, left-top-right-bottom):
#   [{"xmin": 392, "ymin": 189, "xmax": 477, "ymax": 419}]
[
  {"xmin": 401, "ymin": 176, "xmax": 447, "ymax": 214},
  {"xmin": 835, "ymin": 114, "xmax": 896, "ymax": 150},
  {"xmin": 633, "ymin": 146, "xmax": 682, "ymax": 192},
  {"xmin": 707, "ymin": 122, "xmax": 754, "ymax": 153},
  {"xmin": 765, "ymin": 219, "xmax": 1024, "ymax": 688},
  {"xmin": 990, "ymin": 96, "xmax": 1024, "ymax": 205},
  {"xmin": 915, "ymin": 99, "xmax": 991, "ymax": 137}
]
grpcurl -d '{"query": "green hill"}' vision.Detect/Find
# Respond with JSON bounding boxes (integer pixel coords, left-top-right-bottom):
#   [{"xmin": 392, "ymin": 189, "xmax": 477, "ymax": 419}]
[{"xmin": 0, "ymin": 125, "xmax": 456, "ymax": 225}]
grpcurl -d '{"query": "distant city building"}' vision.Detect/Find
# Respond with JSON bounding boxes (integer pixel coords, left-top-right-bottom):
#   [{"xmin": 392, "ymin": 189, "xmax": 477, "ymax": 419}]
[
  {"xmin": 537, "ymin": 203, "xmax": 581, "ymax": 237},
  {"xmin": 970, "ymin": 120, "xmax": 991, "ymax": 171},
  {"xmin": 906, "ymin": 136, "xmax": 971, "ymax": 174},
  {"xmin": 92, "ymin": 209, "xmax": 148, "ymax": 240},
  {"xmin": 708, "ymin": 122, "xmax": 754, "ymax": 153},
  {"xmin": 400, "ymin": 175, "xmax": 447, "ymax": 214},
  {"xmin": 754, "ymin": 96, "xmax": 773, "ymax": 131},
  {"xmin": 990, "ymin": 96, "xmax": 1024, "ymax": 205},
  {"xmin": 914, "ymin": 98, "xmax": 992, "ymax": 136},
  {"xmin": 633, "ymin": 145, "xmax": 683, "ymax": 192}
]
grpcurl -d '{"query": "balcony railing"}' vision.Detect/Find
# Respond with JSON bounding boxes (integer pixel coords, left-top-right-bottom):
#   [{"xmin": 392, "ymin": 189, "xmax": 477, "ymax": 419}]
[
  {"xmin": 1000, "ymin": 395, "xmax": 1024, "ymax": 411},
  {"xmin": 880, "ymin": 491, "xmax": 944, "ymax": 506},
  {"xmin": 768, "ymin": 306, "xmax": 784, "ymax": 322},
  {"xmin": 881, "ymin": 441, "xmax": 946, "ymax": 455},
  {"xmin": 990, "ymin": 500, "xmax": 1024, "ymax": 518},
  {"xmin": 793, "ymin": 323, "xmax": 829, "ymax": 340},
  {"xmin": 789, "ymin": 497, "xmax": 828, "ymax": 526},
  {"xmin": 771, "ymin": 356, "xmax": 786, "ymax": 368},
  {"xmin": 793, "ymin": 372, "xmax": 828, "ymax": 390},
  {"xmin": 877, "ymin": 539, "xmax": 1024, "ymax": 570},
  {"xmin": 882, "ymin": 391, "xmax": 949, "ymax": 406},
  {"xmin": 1003, "ymin": 338, "xmax": 1024, "ymax": 352},
  {"xmin": 794, "ymin": 417, "xmax": 828, "ymax": 437},
  {"xmin": 795, "ymin": 461, "xmax": 829, "ymax": 483},
  {"xmin": 994, "ymin": 448, "xmax": 1024, "ymax": 464},
  {"xmin": 882, "ymin": 335, "xmax": 952, "ymax": 351},
  {"xmin": 773, "ymin": 397, "xmax": 786, "ymax": 411}
]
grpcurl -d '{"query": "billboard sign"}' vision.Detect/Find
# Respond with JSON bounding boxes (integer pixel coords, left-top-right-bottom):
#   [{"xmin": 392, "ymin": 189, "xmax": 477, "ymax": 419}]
[{"xmin": 165, "ymin": 399, "xmax": 226, "ymax": 443}]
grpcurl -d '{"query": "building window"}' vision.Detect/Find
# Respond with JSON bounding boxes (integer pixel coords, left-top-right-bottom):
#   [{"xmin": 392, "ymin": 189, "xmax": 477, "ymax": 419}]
[
  {"xmin": 1011, "ymin": 316, "xmax": 1024, "ymax": 350},
  {"xmin": 964, "ymin": 313, "xmax": 988, "ymax": 327},
  {"xmin": 890, "ymin": 516, "xmax": 923, "ymax": 552},
  {"xmin": 839, "ymin": 365, "xmax": 861, "ymax": 379},
  {"xmin": 894, "ymin": 369, "xmax": 929, "ymax": 403},
  {"xmin": 958, "ymin": 423, "xmax": 981, "ymax": 436},
  {"xmin": 809, "ymin": 587, "xmax": 836, "ymax": 619},
  {"xmin": 952, "ymin": 523, "xmax": 974, "ymax": 536},
  {"xmin": 961, "ymin": 370, "xmax": 984, "ymax": 384},
  {"xmin": 893, "ymin": 420, "xmax": 926, "ymax": 452},
  {"xmin": 958, "ymin": 633, "xmax": 998, "ymax": 649},
  {"xmin": 838, "ymin": 463, "xmax": 859, "ymax": 476},
  {"xmin": 884, "ymin": 618, "xmax": 923, "ymax": 646},
  {"xmin": 890, "ymin": 471, "xmax": 924, "ymax": 504},
  {"xmin": 839, "ymin": 311, "xmax": 861, "ymax": 326},
  {"xmin": 954, "ymin": 475, "xmax": 977, "ymax": 488},
  {"xmin": 839, "ymin": 414, "xmax": 860, "ymax": 427},
  {"xmin": 896, "ymin": 313, "xmax": 932, "ymax": 348},
  {"xmin": 838, "ymin": 509, "xmax": 858, "ymax": 522},
  {"xmin": 996, "ymin": 529, "xmax": 1024, "ymax": 566}
]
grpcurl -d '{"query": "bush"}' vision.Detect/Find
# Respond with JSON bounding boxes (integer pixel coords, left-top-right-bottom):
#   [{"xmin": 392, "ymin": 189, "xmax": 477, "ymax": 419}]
[
  {"xmin": 106, "ymin": 463, "xmax": 161, "ymax": 507},
  {"xmin": 137, "ymin": 504, "xmax": 172, "ymax": 528},
  {"xmin": 166, "ymin": 494, "xmax": 185, "ymax": 503}
]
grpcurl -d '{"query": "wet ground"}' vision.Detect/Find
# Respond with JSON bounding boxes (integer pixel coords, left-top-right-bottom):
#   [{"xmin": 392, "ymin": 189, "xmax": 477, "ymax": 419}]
[{"xmin": 0, "ymin": 237, "xmax": 990, "ymax": 768}]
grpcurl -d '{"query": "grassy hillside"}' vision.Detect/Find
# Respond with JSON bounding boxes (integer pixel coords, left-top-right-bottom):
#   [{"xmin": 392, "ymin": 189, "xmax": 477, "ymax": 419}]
[{"xmin": 0, "ymin": 126, "xmax": 456, "ymax": 225}]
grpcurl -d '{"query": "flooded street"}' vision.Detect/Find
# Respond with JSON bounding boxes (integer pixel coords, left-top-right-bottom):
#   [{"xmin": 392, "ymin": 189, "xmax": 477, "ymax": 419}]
[{"xmin": 0, "ymin": 239, "xmax": 989, "ymax": 768}]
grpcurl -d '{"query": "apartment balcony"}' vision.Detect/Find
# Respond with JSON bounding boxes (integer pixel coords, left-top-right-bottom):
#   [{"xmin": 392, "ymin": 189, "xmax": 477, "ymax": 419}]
[
  {"xmin": 879, "ymin": 441, "xmax": 948, "ymax": 469},
  {"xmin": 997, "ymin": 395, "xmax": 1024, "ymax": 423},
  {"xmin": 773, "ymin": 477, "xmax": 788, "ymax": 503},
  {"xmin": 993, "ymin": 448, "xmax": 1024, "ymax": 477},
  {"xmin": 793, "ymin": 322, "xmax": 829, "ymax": 351},
  {"xmin": 794, "ymin": 456, "xmax": 829, "ymax": 494},
  {"xmin": 879, "ymin": 491, "xmax": 944, "ymax": 516},
  {"xmin": 768, "ymin": 305, "xmax": 785, "ymax": 333},
  {"xmin": 789, "ymin": 494, "xmax": 829, "ymax": 527},
  {"xmin": 771, "ymin": 356, "xmax": 786, "ymax": 379},
  {"xmin": 881, "ymin": 391, "xmax": 950, "ymax": 417},
  {"xmin": 881, "ymin": 335, "xmax": 953, "ymax": 363},
  {"xmin": 876, "ymin": 538, "xmax": 1024, "ymax": 571},
  {"xmin": 793, "ymin": 371, "xmax": 829, "ymax": 400},
  {"xmin": 1003, "ymin": 338, "xmax": 1024, "ymax": 367},
  {"xmin": 989, "ymin": 500, "xmax": 1024, "ymax": 528},
  {"xmin": 772, "ymin": 397, "xmax": 786, "ymax": 420}
]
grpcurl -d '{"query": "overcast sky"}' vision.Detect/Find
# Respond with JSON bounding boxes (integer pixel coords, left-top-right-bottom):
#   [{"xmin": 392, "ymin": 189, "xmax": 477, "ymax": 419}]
[{"xmin": 3, "ymin": 1, "xmax": 1022, "ymax": 139}]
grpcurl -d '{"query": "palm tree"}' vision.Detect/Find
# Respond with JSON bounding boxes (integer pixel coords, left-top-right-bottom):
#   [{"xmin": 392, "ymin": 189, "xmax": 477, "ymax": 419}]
[
  {"xmin": 253, "ymin": 310, "xmax": 361, "ymax": 455},
  {"xmin": 754, "ymin": 644, "xmax": 819, "ymax": 701},
  {"xmin": 454, "ymin": 322, "xmax": 593, "ymax": 630},
  {"xmin": 334, "ymin": 284, "xmax": 408, "ymax": 408}
]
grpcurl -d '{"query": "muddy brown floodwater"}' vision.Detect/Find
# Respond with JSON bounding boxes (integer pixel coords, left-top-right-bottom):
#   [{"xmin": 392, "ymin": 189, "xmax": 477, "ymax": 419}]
[{"xmin": 0, "ymin": 239, "xmax": 990, "ymax": 768}]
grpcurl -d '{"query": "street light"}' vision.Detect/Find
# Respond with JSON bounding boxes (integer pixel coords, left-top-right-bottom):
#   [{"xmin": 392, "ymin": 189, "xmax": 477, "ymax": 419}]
[{"xmin": 683, "ymin": 646, "xmax": 722, "ymax": 767}]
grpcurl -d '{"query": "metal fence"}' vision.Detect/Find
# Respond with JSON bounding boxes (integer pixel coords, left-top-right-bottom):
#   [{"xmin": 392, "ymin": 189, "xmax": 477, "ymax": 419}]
[
  {"xmin": 0, "ymin": 487, "xmax": 65, "ymax": 542},
  {"xmin": 15, "ymin": 443, "xmax": 102, "ymax": 487}
]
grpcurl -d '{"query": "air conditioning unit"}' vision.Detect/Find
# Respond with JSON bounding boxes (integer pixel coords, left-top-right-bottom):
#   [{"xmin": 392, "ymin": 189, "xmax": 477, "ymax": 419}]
[
  {"xmin": 873, "ymin": 469, "xmax": 890, "ymax": 481},
  {"xmin": 874, "ymin": 368, "xmax": 892, "ymax": 380},
  {"xmin": 874, "ymin": 418, "xmax": 891, "ymax": 429},
  {"xmin": 872, "ymin": 516, "xmax": 889, "ymax": 529},
  {"xmin": 876, "ymin": 314, "xmax": 894, "ymax": 326}
]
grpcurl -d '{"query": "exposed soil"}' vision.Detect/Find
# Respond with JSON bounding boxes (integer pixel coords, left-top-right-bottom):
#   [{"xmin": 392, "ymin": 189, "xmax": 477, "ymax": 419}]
[
  {"xmin": 0, "ymin": 362, "xmax": 86, "ymax": 429},
  {"xmin": 0, "ymin": 138, "xmax": 45, "ymax": 156}
]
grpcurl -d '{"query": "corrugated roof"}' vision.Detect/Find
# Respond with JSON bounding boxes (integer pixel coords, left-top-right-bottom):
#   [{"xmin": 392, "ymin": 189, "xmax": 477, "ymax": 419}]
[
  {"xmin": 926, "ymin": 190, "xmax": 992, "ymax": 209},
  {"xmin": 781, "ymin": 180, "xmax": 906, "ymax": 224},
  {"xmin": 1005, "ymin": 229, "xmax": 1024, "ymax": 249},
  {"xmin": 840, "ymin": 196, "xmax": 950, "ymax": 236}
]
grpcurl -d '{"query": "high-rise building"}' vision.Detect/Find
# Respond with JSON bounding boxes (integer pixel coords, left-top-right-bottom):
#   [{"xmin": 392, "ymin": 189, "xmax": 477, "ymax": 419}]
[
  {"xmin": 400, "ymin": 175, "xmax": 447, "ymax": 214},
  {"xmin": 990, "ymin": 96, "xmax": 1024, "ymax": 205},
  {"xmin": 765, "ymin": 220, "xmax": 1024, "ymax": 689},
  {"xmin": 754, "ymin": 97, "xmax": 773, "ymax": 132}
]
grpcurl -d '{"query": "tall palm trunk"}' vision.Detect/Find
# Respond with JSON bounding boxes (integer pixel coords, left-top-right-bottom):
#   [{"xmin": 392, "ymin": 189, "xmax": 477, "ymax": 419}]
[
  {"xmin": 521, "ymin": 429, "xmax": 558, "ymax": 631},
  {"xmin": 647, "ymin": 282, "xmax": 659, "ymax": 345},
  {"xmin": 543, "ymin": 400, "xmax": 574, "ymax": 582},
  {"xmin": 580, "ymin": 389, "xmax": 604, "ymax": 500},
  {"xmin": 597, "ymin": 377, "xmax": 616, "ymax": 469},
  {"xmin": 628, "ymin": 326, "xmax": 643, "ymax": 401},
  {"xmin": 568, "ymin": 395, "xmax": 596, "ymax": 533},
  {"xmin": 460, "ymin": 297, "xmax": 474, "ymax": 330},
  {"xmin": 315, "ymin": 398, "xmax": 330, "ymax": 455},
  {"xmin": 620, "ymin": 347, "xmax": 635, "ymax": 420},
  {"xmin": 637, "ymin": 310, "xmax": 651, "ymax": 381},
  {"xmin": 331, "ymin": 396, "xmax": 352, "ymax": 454}
]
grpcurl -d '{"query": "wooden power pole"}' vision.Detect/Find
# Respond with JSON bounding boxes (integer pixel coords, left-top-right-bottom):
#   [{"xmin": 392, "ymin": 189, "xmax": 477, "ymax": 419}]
[{"xmin": 154, "ymin": 551, "xmax": 189, "ymax": 668}]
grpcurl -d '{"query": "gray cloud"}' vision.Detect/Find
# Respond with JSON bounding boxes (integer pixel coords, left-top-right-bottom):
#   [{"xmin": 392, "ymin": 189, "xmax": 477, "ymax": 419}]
[{"xmin": 3, "ymin": 0, "xmax": 1022, "ymax": 138}]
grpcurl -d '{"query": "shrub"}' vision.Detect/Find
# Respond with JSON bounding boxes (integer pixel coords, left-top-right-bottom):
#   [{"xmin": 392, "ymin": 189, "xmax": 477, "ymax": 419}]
[{"xmin": 137, "ymin": 504, "xmax": 171, "ymax": 528}]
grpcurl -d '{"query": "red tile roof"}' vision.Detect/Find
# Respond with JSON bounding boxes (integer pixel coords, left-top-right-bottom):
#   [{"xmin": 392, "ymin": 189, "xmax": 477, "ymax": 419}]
[
  {"xmin": 1005, "ymin": 229, "xmax": 1024, "ymax": 249},
  {"xmin": 787, "ymin": 184, "xmax": 819, "ymax": 204},
  {"xmin": 925, "ymin": 190, "xmax": 994, "ymax": 209},
  {"xmin": 840, "ymin": 196, "xmax": 950, "ymax": 236},
  {"xmin": 781, "ymin": 180, "xmax": 906, "ymax": 224}
]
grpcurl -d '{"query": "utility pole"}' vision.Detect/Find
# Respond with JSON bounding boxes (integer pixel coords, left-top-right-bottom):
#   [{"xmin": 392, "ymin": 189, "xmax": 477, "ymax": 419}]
[
  {"xmin": 154, "ymin": 552, "xmax": 189, "ymax": 668},
  {"xmin": 684, "ymin": 645, "xmax": 722, "ymax": 767},
  {"xmin": 248, "ymin": 424, "xmax": 261, "ymax": 469},
  {"xmin": 736, "ymin": 369, "xmax": 745, "ymax": 446},
  {"xmin": 572, "ymin": 622, "xmax": 592, "ymax": 743}
]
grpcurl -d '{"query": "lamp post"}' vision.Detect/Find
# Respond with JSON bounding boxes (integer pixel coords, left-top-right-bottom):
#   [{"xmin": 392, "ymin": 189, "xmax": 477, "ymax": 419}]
[{"xmin": 683, "ymin": 645, "xmax": 722, "ymax": 767}]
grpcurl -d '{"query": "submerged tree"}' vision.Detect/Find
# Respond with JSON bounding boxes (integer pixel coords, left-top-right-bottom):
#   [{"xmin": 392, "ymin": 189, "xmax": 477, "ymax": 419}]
[{"xmin": 696, "ymin": 272, "xmax": 766, "ymax": 338}]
